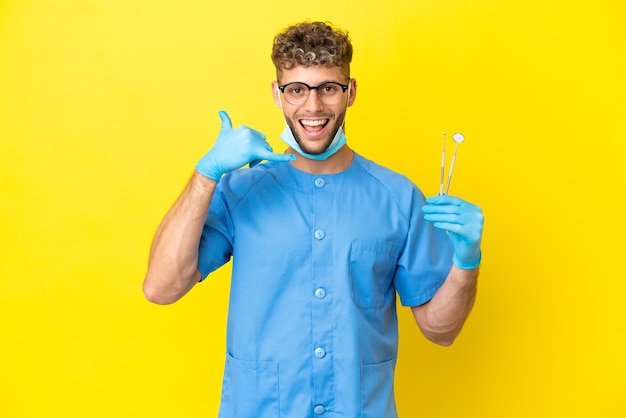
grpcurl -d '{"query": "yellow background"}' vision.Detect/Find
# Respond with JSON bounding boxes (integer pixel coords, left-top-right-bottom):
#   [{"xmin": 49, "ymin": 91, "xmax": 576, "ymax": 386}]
[{"xmin": 1, "ymin": 0, "xmax": 624, "ymax": 416}]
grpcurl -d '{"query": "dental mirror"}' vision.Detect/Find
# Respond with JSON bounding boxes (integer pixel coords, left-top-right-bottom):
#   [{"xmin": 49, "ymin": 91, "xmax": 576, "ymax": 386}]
[{"xmin": 445, "ymin": 132, "xmax": 464, "ymax": 195}]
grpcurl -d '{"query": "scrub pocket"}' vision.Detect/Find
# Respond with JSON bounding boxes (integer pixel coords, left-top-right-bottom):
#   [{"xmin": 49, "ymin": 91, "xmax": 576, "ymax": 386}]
[
  {"xmin": 219, "ymin": 353, "xmax": 279, "ymax": 418},
  {"xmin": 349, "ymin": 240, "xmax": 400, "ymax": 309},
  {"xmin": 361, "ymin": 359, "xmax": 397, "ymax": 418}
]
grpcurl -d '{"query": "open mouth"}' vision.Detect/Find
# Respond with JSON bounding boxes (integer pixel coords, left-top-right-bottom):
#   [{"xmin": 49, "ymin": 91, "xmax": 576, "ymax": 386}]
[{"xmin": 299, "ymin": 118, "xmax": 330, "ymax": 136}]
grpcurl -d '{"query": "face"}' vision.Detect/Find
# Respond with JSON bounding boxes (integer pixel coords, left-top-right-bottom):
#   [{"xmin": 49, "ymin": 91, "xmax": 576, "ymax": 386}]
[{"xmin": 272, "ymin": 65, "xmax": 356, "ymax": 155}]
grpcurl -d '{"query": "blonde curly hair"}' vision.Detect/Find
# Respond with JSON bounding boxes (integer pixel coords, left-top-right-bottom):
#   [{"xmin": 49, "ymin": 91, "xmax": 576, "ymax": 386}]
[{"xmin": 271, "ymin": 21, "xmax": 353, "ymax": 80}]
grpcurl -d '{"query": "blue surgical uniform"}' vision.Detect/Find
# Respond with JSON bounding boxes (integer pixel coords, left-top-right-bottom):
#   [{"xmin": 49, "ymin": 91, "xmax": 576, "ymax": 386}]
[{"xmin": 198, "ymin": 153, "xmax": 453, "ymax": 418}]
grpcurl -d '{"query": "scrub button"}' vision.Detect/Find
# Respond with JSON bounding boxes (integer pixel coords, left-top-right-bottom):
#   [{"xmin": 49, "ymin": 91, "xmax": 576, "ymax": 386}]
[
  {"xmin": 314, "ymin": 405, "xmax": 326, "ymax": 415},
  {"xmin": 314, "ymin": 230, "xmax": 325, "ymax": 240},
  {"xmin": 314, "ymin": 288, "xmax": 326, "ymax": 299},
  {"xmin": 314, "ymin": 178, "xmax": 326, "ymax": 188},
  {"xmin": 314, "ymin": 347, "xmax": 326, "ymax": 358}
]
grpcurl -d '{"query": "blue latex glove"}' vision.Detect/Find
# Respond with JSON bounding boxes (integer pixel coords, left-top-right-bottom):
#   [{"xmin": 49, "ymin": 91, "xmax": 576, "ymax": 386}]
[
  {"xmin": 422, "ymin": 195, "xmax": 484, "ymax": 270},
  {"xmin": 196, "ymin": 110, "xmax": 296, "ymax": 181}
]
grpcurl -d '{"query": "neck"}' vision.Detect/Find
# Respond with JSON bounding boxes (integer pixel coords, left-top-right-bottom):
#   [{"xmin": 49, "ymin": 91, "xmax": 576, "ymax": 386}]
[{"xmin": 286, "ymin": 145, "xmax": 354, "ymax": 174}]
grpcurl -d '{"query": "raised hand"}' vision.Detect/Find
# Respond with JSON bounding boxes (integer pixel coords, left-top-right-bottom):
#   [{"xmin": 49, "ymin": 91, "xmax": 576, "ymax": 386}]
[
  {"xmin": 195, "ymin": 110, "xmax": 296, "ymax": 181},
  {"xmin": 422, "ymin": 195, "xmax": 484, "ymax": 270}
]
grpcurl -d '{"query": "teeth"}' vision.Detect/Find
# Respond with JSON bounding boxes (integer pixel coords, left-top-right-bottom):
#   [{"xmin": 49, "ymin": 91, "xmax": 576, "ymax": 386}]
[{"xmin": 301, "ymin": 119, "xmax": 328, "ymax": 127}]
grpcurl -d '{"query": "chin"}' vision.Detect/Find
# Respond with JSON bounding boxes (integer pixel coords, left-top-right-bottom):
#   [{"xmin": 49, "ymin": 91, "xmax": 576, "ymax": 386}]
[
  {"xmin": 296, "ymin": 128, "xmax": 339, "ymax": 156},
  {"xmin": 297, "ymin": 139, "xmax": 333, "ymax": 156}
]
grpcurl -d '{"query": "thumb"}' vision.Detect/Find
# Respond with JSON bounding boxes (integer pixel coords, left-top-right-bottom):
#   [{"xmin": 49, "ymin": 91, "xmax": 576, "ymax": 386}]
[{"xmin": 218, "ymin": 110, "xmax": 233, "ymax": 134}]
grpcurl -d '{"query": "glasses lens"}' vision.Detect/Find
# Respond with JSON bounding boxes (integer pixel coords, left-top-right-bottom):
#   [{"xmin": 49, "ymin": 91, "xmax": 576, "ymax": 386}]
[
  {"xmin": 283, "ymin": 83, "xmax": 309, "ymax": 105},
  {"xmin": 317, "ymin": 82, "xmax": 344, "ymax": 105}
]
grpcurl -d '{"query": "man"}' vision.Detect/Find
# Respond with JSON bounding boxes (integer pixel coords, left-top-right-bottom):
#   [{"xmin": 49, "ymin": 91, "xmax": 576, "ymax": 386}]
[{"xmin": 144, "ymin": 21, "xmax": 484, "ymax": 417}]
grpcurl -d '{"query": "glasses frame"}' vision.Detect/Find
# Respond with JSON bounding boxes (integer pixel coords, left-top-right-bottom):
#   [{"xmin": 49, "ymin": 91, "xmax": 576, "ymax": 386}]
[{"xmin": 278, "ymin": 81, "xmax": 350, "ymax": 106}]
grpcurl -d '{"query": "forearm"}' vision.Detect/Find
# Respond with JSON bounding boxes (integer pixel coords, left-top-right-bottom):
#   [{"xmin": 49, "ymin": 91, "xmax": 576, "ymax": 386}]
[
  {"xmin": 143, "ymin": 171, "xmax": 216, "ymax": 304},
  {"xmin": 412, "ymin": 265, "xmax": 478, "ymax": 346}
]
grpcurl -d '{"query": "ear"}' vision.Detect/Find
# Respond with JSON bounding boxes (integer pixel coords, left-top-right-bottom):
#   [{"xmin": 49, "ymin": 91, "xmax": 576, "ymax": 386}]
[
  {"xmin": 347, "ymin": 78, "xmax": 357, "ymax": 107},
  {"xmin": 271, "ymin": 81, "xmax": 282, "ymax": 109}
]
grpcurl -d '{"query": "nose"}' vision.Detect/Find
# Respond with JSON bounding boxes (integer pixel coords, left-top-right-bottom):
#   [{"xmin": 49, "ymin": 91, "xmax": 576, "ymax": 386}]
[{"xmin": 303, "ymin": 89, "xmax": 324, "ymax": 111}]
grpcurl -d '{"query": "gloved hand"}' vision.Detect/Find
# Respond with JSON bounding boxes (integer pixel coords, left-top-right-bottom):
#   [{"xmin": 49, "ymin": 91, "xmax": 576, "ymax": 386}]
[
  {"xmin": 422, "ymin": 195, "xmax": 484, "ymax": 270},
  {"xmin": 196, "ymin": 110, "xmax": 296, "ymax": 181}
]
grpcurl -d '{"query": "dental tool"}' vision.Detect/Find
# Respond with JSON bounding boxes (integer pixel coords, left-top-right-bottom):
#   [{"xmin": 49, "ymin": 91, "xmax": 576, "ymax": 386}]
[{"xmin": 444, "ymin": 132, "xmax": 465, "ymax": 195}]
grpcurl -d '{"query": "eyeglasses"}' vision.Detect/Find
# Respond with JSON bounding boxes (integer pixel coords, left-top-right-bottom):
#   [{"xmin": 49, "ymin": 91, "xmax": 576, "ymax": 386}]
[{"xmin": 278, "ymin": 81, "xmax": 350, "ymax": 106}]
